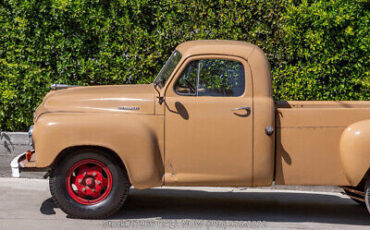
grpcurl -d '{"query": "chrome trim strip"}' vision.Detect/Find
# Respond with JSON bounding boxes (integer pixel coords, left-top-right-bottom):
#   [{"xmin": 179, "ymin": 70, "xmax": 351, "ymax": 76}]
[{"xmin": 50, "ymin": 84, "xmax": 78, "ymax": 90}]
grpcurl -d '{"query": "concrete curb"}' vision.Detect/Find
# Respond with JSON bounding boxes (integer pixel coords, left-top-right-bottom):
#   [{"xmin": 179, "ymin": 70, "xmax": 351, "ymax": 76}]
[
  {"xmin": 0, "ymin": 132, "xmax": 35, "ymax": 177},
  {"xmin": 0, "ymin": 132, "xmax": 29, "ymax": 156}
]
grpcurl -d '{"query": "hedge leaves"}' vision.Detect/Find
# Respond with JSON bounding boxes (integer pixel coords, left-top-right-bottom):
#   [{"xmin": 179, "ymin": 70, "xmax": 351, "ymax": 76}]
[{"xmin": 0, "ymin": 0, "xmax": 369, "ymax": 131}]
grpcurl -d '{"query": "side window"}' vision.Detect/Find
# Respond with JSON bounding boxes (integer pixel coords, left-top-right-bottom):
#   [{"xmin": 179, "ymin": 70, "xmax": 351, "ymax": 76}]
[
  {"xmin": 174, "ymin": 59, "xmax": 245, "ymax": 97},
  {"xmin": 198, "ymin": 59, "xmax": 245, "ymax": 97}
]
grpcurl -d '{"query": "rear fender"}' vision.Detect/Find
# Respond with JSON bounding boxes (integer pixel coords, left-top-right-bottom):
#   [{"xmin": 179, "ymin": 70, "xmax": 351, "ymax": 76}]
[{"xmin": 340, "ymin": 119, "xmax": 370, "ymax": 186}]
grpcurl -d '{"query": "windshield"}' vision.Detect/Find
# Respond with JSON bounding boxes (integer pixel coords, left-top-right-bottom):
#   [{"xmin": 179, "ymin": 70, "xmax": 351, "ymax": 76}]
[{"xmin": 153, "ymin": 50, "xmax": 182, "ymax": 88}]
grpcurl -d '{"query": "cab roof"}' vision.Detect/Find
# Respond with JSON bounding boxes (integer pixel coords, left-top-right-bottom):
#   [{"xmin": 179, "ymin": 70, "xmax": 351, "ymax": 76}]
[
  {"xmin": 175, "ymin": 40, "xmax": 263, "ymax": 60},
  {"xmin": 175, "ymin": 40, "xmax": 271, "ymax": 97}
]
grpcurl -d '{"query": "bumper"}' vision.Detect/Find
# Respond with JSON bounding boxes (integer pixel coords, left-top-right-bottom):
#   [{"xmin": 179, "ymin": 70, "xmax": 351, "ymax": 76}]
[{"xmin": 10, "ymin": 150, "xmax": 36, "ymax": 177}]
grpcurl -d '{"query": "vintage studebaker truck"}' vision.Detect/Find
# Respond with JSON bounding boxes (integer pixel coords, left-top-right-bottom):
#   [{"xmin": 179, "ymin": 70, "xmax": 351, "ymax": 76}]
[{"xmin": 11, "ymin": 40, "xmax": 370, "ymax": 218}]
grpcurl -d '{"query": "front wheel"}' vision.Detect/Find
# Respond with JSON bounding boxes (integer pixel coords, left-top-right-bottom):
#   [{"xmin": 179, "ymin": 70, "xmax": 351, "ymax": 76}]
[{"xmin": 49, "ymin": 149, "xmax": 130, "ymax": 219}]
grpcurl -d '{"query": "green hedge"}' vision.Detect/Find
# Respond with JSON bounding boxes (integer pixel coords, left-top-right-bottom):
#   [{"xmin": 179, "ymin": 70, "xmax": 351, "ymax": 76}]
[{"xmin": 0, "ymin": 0, "xmax": 369, "ymax": 131}]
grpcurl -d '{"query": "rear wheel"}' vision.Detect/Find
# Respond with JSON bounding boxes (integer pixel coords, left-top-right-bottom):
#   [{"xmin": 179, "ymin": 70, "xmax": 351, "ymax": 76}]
[
  {"xmin": 366, "ymin": 178, "xmax": 370, "ymax": 215},
  {"xmin": 49, "ymin": 149, "xmax": 130, "ymax": 219}
]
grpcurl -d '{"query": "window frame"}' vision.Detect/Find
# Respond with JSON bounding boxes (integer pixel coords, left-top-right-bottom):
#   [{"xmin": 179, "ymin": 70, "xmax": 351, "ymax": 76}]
[
  {"xmin": 153, "ymin": 50, "xmax": 183, "ymax": 89},
  {"xmin": 173, "ymin": 57, "xmax": 246, "ymax": 97}
]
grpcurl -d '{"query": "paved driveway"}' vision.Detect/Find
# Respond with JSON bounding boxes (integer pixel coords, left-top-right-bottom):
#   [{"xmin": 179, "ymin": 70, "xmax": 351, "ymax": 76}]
[{"xmin": 0, "ymin": 178, "xmax": 369, "ymax": 229}]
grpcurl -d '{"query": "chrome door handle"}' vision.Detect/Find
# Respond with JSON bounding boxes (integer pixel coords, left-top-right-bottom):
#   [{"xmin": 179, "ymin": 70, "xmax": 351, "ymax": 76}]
[
  {"xmin": 232, "ymin": 106, "xmax": 251, "ymax": 117},
  {"xmin": 232, "ymin": 106, "xmax": 250, "ymax": 112}
]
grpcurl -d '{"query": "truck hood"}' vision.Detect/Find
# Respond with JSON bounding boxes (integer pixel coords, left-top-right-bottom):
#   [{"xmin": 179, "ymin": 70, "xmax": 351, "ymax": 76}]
[{"xmin": 34, "ymin": 84, "xmax": 155, "ymax": 121}]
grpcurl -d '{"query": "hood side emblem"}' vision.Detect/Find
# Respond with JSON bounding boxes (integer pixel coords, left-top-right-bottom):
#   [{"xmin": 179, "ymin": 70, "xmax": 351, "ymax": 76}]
[{"xmin": 117, "ymin": 106, "xmax": 140, "ymax": 111}]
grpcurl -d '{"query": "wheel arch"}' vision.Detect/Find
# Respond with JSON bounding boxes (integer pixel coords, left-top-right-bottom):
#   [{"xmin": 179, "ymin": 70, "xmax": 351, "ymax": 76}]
[{"xmin": 51, "ymin": 145, "xmax": 129, "ymax": 179}]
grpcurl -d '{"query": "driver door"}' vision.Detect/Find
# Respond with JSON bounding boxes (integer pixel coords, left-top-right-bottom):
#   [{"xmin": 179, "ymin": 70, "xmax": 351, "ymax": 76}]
[{"xmin": 164, "ymin": 55, "xmax": 253, "ymax": 186}]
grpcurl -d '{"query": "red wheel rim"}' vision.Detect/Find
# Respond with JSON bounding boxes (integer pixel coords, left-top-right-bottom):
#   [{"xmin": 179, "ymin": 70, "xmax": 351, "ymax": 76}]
[{"xmin": 65, "ymin": 159, "xmax": 113, "ymax": 205}]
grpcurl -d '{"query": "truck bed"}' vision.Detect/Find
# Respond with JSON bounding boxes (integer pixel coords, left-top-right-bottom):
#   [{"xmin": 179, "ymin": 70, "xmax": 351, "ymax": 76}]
[{"xmin": 275, "ymin": 101, "xmax": 370, "ymax": 186}]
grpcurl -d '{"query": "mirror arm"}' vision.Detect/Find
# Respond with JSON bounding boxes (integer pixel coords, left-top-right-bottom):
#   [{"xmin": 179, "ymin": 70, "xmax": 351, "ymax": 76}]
[{"xmin": 154, "ymin": 82, "xmax": 165, "ymax": 105}]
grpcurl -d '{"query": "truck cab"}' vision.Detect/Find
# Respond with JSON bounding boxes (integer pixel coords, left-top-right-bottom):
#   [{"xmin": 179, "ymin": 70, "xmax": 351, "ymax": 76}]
[{"xmin": 156, "ymin": 41, "xmax": 274, "ymax": 187}]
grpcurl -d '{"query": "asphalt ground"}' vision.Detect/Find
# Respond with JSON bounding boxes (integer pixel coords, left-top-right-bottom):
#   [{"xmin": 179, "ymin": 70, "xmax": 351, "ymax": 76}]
[{"xmin": 0, "ymin": 177, "xmax": 369, "ymax": 230}]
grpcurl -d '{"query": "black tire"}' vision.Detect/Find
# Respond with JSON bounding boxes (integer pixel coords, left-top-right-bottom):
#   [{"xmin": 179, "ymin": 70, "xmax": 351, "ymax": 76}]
[
  {"xmin": 49, "ymin": 149, "xmax": 130, "ymax": 219},
  {"xmin": 366, "ymin": 178, "xmax": 370, "ymax": 215}
]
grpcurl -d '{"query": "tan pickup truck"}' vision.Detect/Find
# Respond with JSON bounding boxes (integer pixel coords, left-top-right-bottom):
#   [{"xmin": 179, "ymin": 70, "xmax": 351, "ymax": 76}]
[{"xmin": 11, "ymin": 40, "xmax": 370, "ymax": 218}]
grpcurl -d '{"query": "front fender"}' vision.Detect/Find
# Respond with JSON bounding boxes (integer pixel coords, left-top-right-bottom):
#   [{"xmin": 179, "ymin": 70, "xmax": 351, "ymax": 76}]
[
  {"xmin": 340, "ymin": 119, "xmax": 370, "ymax": 186},
  {"xmin": 33, "ymin": 113, "xmax": 164, "ymax": 189}
]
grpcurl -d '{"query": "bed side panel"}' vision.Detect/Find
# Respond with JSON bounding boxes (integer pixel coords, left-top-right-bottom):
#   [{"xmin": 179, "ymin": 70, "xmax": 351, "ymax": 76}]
[{"xmin": 275, "ymin": 103, "xmax": 370, "ymax": 186}]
